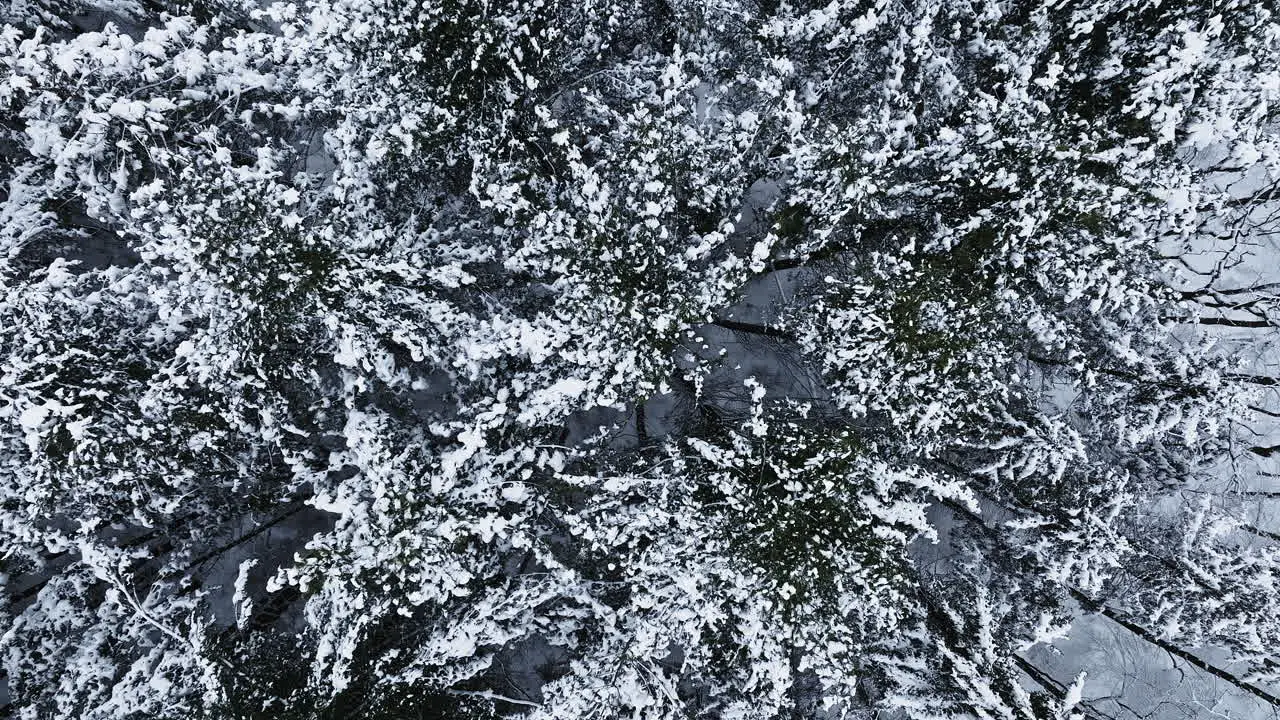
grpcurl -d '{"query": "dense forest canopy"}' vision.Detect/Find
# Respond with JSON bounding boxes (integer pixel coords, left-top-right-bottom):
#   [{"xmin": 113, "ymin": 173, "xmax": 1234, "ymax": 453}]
[{"xmin": 3, "ymin": 0, "xmax": 1280, "ymax": 718}]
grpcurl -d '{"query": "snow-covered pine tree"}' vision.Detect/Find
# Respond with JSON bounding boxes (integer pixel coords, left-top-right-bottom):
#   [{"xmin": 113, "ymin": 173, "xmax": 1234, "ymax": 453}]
[{"xmin": 2, "ymin": 1, "xmax": 1280, "ymax": 718}]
